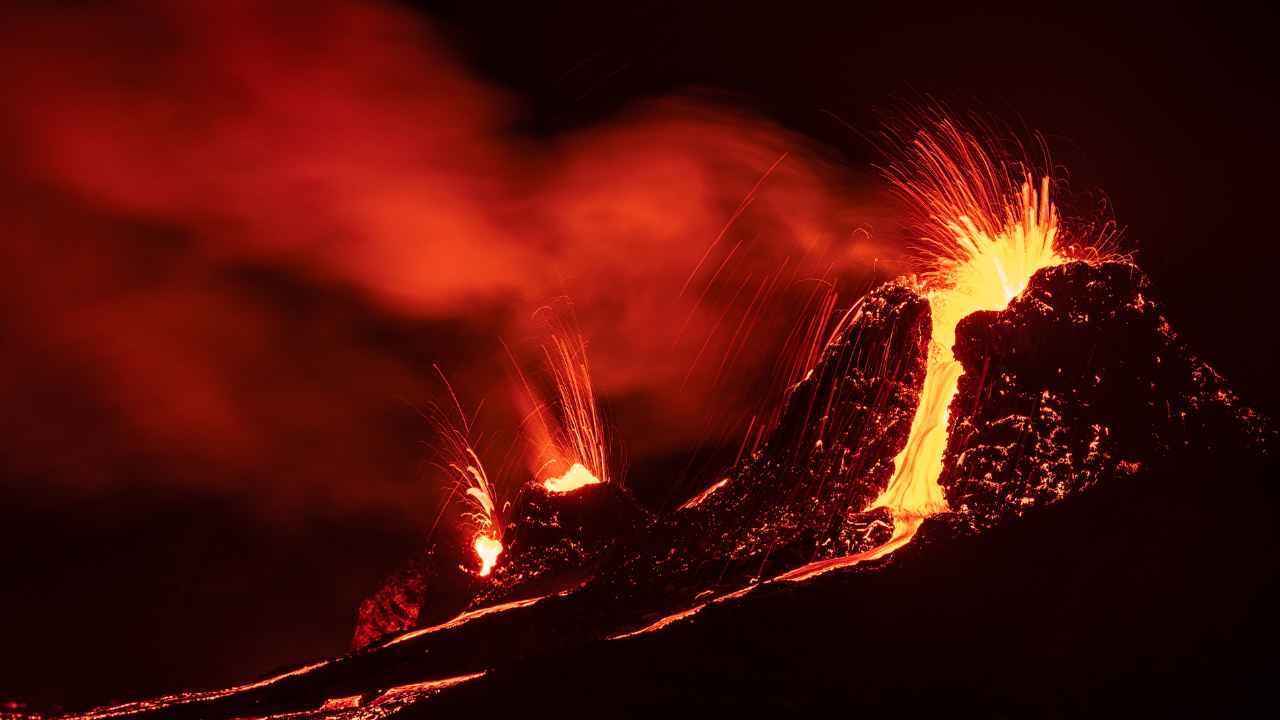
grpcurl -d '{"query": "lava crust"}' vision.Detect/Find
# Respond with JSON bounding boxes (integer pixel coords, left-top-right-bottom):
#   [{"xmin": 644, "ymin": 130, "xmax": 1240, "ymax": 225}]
[{"xmin": 940, "ymin": 260, "xmax": 1274, "ymax": 528}]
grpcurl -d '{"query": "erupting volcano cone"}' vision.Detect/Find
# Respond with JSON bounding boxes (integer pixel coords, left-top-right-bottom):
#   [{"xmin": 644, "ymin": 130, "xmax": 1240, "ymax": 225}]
[{"xmin": 74, "ymin": 255, "xmax": 1274, "ymax": 719}]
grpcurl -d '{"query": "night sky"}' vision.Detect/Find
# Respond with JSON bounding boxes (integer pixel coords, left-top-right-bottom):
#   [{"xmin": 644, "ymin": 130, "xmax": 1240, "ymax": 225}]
[{"xmin": 2, "ymin": 1, "xmax": 1276, "ymax": 710}]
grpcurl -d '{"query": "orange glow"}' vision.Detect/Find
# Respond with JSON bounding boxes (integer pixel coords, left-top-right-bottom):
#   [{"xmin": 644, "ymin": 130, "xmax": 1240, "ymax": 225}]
[
  {"xmin": 543, "ymin": 461, "xmax": 602, "ymax": 493},
  {"xmin": 451, "ymin": 455, "xmax": 504, "ymax": 577},
  {"xmin": 380, "ymin": 594, "xmax": 551, "ymax": 648},
  {"xmin": 472, "ymin": 533, "xmax": 504, "ymax": 577},
  {"xmin": 67, "ymin": 659, "xmax": 331, "ymax": 719},
  {"xmin": 614, "ymin": 123, "xmax": 1078, "ymax": 642},
  {"xmin": 775, "ymin": 516, "xmax": 924, "ymax": 582},
  {"xmin": 610, "ymin": 585, "xmax": 756, "ymax": 640},
  {"xmin": 369, "ymin": 672, "xmax": 487, "ymax": 706},
  {"xmin": 319, "ymin": 695, "xmax": 362, "ymax": 709},
  {"xmin": 517, "ymin": 313, "xmax": 614, "ymax": 493},
  {"xmin": 679, "ymin": 477, "xmax": 729, "ymax": 509},
  {"xmin": 540, "ymin": 324, "xmax": 611, "ymax": 486},
  {"xmin": 870, "ymin": 119, "xmax": 1064, "ymax": 548},
  {"xmin": 430, "ymin": 369, "xmax": 505, "ymax": 577},
  {"xmin": 455, "ymin": 454, "xmax": 503, "ymax": 575}
]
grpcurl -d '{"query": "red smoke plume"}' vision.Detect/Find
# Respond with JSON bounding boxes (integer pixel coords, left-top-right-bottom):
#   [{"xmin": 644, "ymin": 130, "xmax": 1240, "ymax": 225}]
[{"xmin": 0, "ymin": 1, "xmax": 896, "ymax": 518}]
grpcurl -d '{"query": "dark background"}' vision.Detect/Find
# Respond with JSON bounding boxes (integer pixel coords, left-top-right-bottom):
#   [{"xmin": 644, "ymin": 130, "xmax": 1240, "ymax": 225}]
[{"xmin": 2, "ymin": 0, "xmax": 1276, "ymax": 711}]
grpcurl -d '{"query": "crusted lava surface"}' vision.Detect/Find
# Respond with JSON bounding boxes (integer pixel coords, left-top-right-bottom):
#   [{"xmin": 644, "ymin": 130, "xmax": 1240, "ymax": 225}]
[
  {"xmin": 939, "ymin": 260, "xmax": 1274, "ymax": 528},
  {"xmin": 62, "ymin": 261, "xmax": 1275, "ymax": 718}
]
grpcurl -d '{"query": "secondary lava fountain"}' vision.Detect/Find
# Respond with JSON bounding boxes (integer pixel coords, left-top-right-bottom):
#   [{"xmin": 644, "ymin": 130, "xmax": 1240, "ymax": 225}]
[
  {"xmin": 520, "ymin": 311, "xmax": 611, "ymax": 493},
  {"xmin": 430, "ymin": 371, "xmax": 505, "ymax": 577}
]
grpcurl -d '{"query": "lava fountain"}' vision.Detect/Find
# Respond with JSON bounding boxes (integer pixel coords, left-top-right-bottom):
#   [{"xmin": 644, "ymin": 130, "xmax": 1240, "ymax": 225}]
[
  {"xmin": 430, "ymin": 370, "xmax": 505, "ymax": 576},
  {"xmin": 871, "ymin": 120, "xmax": 1063, "ymax": 546},
  {"xmin": 520, "ymin": 312, "xmax": 610, "ymax": 493},
  {"xmin": 454, "ymin": 446, "xmax": 504, "ymax": 576},
  {"xmin": 778, "ymin": 121, "xmax": 1071, "ymax": 582}
]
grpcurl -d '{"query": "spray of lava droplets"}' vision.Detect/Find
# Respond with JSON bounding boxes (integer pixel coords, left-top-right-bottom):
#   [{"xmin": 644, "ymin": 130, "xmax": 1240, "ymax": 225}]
[
  {"xmin": 429, "ymin": 369, "xmax": 505, "ymax": 577},
  {"xmin": 871, "ymin": 117, "xmax": 1066, "ymax": 548},
  {"xmin": 516, "ymin": 309, "xmax": 611, "ymax": 494}
]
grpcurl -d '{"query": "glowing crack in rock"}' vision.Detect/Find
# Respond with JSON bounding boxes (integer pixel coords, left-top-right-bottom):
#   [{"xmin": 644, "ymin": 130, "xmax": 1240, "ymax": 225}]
[
  {"xmin": 319, "ymin": 695, "xmax": 362, "ymax": 710},
  {"xmin": 66, "ymin": 659, "xmax": 331, "ymax": 720},
  {"xmin": 380, "ymin": 594, "xmax": 552, "ymax": 648},
  {"xmin": 368, "ymin": 672, "xmax": 487, "ymax": 706},
  {"xmin": 610, "ymin": 585, "xmax": 756, "ymax": 640},
  {"xmin": 679, "ymin": 478, "xmax": 729, "ymax": 509}
]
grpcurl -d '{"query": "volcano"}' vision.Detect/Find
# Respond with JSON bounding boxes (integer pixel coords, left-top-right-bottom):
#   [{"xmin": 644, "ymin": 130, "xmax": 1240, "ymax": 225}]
[{"xmin": 45, "ymin": 256, "xmax": 1275, "ymax": 718}]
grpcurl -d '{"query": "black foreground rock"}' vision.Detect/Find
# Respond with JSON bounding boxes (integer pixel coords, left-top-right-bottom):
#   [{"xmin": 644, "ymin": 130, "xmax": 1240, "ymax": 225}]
[{"xmin": 62, "ymin": 261, "xmax": 1275, "ymax": 718}]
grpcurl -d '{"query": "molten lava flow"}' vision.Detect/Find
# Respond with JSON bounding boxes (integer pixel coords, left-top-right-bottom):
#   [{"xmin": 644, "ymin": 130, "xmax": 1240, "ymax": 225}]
[
  {"xmin": 679, "ymin": 477, "xmax": 729, "ymax": 509},
  {"xmin": 609, "ymin": 585, "xmax": 756, "ymax": 640},
  {"xmin": 626, "ymin": 126, "xmax": 1073, "ymax": 640},
  {"xmin": 380, "ymin": 594, "xmax": 553, "ymax": 648},
  {"xmin": 66, "ymin": 659, "xmax": 333, "ymax": 719},
  {"xmin": 871, "ymin": 121, "xmax": 1063, "ymax": 549},
  {"xmin": 472, "ymin": 533, "xmax": 503, "ymax": 577},
  {"xmin": 543, "ymin": 461, "xmax": 602, "ymax": 493},
  {"xmin": 370, "ymin": 672, "xmax": 488, "ymax": 706},
  {"xmin": 319, "ymin": 696, "xmax": 362, "ymax": 710}
]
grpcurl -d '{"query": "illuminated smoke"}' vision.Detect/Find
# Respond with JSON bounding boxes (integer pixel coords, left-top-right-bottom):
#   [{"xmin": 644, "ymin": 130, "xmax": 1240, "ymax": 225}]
[{"xmin": 0, "ymin": 0, "xmax": 890, "ymax": 518}]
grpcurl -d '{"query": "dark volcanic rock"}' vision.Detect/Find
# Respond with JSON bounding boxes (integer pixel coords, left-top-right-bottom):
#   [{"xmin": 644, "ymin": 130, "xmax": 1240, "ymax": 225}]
[
  {"xmin": 469, "ymin": 480, "xmax": 648, "ymax": 607},
  {"xmin": 354, "ymin": 481, "xmax": 646, "ymax": 647},
  {"xmin": 690, "ymin": 280, "xmax": 928, "ymax": 562},
  {"xmin": 939, "ymin": 260, "xmax": 1274, "ymax": 528}
]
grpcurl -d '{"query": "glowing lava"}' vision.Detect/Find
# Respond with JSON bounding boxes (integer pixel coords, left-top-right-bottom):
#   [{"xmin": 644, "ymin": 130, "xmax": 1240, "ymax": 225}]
[
  {"xmin": 457, "ymin": 457, "xmax": 503, "ymax": 576},
  {"xmin": 872, "ymin": 120, "xmax": 1063, "ymax": 546},
  {"xmin": 518, "ymin": 312, "xmax": 614, "ymax": 493},
  {"xmin": 543, "ymin": 461, "xmax": 602, "ymax": 493},
  {"xmin": 472, "ymin": 533, "xmax": 503, "ymax": 577},
  {"xmin": 679, "ymin": 477, "xmax": 729, "ymax": 509},
  {"xmin": 429, "ymin": 369, "xmax": 507, "ymax": 578},
  {"xmin": 540, "ymin": 325, "xmax": 611, "ymax": 486},
  {"xmin": 620, "ymin": 123, "xmax": 1073, "ymax": 637}
]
